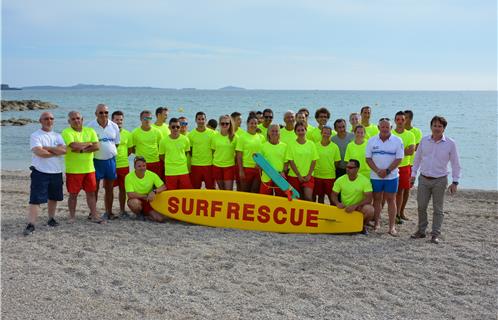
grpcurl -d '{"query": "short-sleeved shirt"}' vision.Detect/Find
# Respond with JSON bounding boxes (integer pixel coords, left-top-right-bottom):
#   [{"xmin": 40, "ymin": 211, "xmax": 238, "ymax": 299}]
[
  {"xmin": 187, "ymin": 128, "xmax": 215, "ymax": 166},
  {"xmin": 363, "ymin": 123, "xmax": 379, "ymax": 138},
  {"xmin": 280, "ymin": 127, "xmax": 297, "ymax": 145},
  {"xmin": 87, "ymin": 119, "xmax": 120, "ymax": 160},
  {"xmin": 365, "ymin": 134, "xmax": 404, "ymax": 180},
  {"xmin": 313, "ymin": 141, "xmax": 341, "ymax": 179},
  {"xmin": 234, "ymin": 127, "xmax": 246, "ymax": 138},
  {"xmin": 407, "ymin": 126, "xmax": 423, "ymax": 165},
  {"xmin": 344, "ymin": 140, "xmax": 370, "ymax": 178},
  {"xmin": 159, "ymin": 135, "xmax": 190, "ymax": 176},
  {"xmin": 125, "ymin": 170, "xmax": 164, "ymax": 195},
  {"xmin": 333, "ymin": 174, "xmax": 373, "ymax": 207},
  {"xmin": 116, "ymin": 129, "xmax": 133, "ymax": 168},
  {"xmin": 331, "ymin": 133, "xmax": 355, "ymax": 169},
  {"xmin": 211, "ymin": 132, "xmax": 237, "ymax": 167},
  {"xmin": 30, "ymin": 129, "xmax": 65, "ymax": 174},
  {"xmin": 131, "ymin": 127, "xmax": 162, "ymax": 163},
  {"xmin": 260, "ymin": 141, "xmax": 287, "ymax": 182},
  {"xmin": 391, "ymin": 129, "xmax": 416, "ymax": 167},
  {"xmin": 151, "ymin": 123, "xmax": 170, "ymax": 138},
  {"xmin": 62, "ymin": 126, "xmax": 99, "ymax": 174},
  {"xmin": 308, "ymin": 126, "xmax": 337, "ymax": 143},
  {"xmin": 257, "ymin": 123, "xmax": 270, "ymax": 140},
  {"xmin": 285, "ymin": 140, "xmax": 319, "ymax": 177},
  {"xmin": 235, "ymin": 132, "xmax": 265, "ymax": 168}
]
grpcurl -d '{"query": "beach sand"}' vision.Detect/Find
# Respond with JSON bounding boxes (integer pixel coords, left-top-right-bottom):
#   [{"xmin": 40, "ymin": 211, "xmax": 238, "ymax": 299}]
[{"xmin": 1, "ymin": 170, "xmax": 497, "ymax": 319}]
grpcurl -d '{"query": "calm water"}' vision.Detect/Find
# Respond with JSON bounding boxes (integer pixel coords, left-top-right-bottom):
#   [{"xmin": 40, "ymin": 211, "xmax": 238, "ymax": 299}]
[{"xmin": 1, "ymin": 89, "xmax": 497, "ymax": 190}]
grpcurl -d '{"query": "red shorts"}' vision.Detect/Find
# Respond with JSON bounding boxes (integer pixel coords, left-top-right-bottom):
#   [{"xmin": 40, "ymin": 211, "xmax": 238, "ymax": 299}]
[
  {"xmin": 398, "ymin": 165, "xmax": 412, "ymax": 190},
  {"xmin": 234, "ymin": 163, "xmax": 240, "ymax": 180},
  {"xmin": 287, "ymin": 176, "xmax": 315, "ymax": 194},
  {"xmin": 313, "ymin": 178, "xmax": 335, "ymax": 197},
  {"xmin": 259, "ymin": 180, "xmax": 286, "ymax": 197},
  {"xmin": 147, "ymin": 161, "xmax": 164, "ymax": 181},
  {"xmin": 66, "ymin": 172, "xmax": 97, "ymax": 194},
  {"xmin": 190, "ymin": 165, "xmax": 215, "ymax": 189},
  {"xmin": 133, "ymin": 199, "xmax": 153, "ymax": 215},
  {"xmin": 212, "ymin": 165, "xmax": 235, "ymax": 181},
  {"xmin": 166, "ymin": 174, "xmax": 192, "ymax": 190},
  {"xmin": 113, "ymin": 167, "xmax": 130, "ymax": 188},
  {"xmin": 242, "ymin": 167, "xmax": 260, "ymax": 183}
]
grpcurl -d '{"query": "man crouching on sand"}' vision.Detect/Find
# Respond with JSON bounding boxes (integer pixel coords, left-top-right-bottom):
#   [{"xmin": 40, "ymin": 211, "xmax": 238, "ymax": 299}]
[{"xmin": 125, "ymin": 156, "xmax": 168, "ymax": 222}]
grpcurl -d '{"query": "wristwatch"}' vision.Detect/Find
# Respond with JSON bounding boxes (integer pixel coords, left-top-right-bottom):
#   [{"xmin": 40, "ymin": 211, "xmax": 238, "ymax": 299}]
[
  {"xmin": 386, "ymin": 168, "xmax": 391, "ymax": 175},
  {"xmin": 79, "ymin": 150, "xmax": 83, "ymax": 153}
]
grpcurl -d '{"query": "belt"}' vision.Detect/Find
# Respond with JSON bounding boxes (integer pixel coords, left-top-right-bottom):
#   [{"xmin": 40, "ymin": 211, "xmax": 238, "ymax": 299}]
[{"xmin": 421, "ymin": 174, "xmax": 445, "ymax": 180}]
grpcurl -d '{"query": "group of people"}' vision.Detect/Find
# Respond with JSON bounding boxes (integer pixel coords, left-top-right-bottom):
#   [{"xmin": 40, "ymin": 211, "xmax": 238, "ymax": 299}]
[{"xmin": 24, "ymin": 104, "xmax": 461, "ymax": 244}]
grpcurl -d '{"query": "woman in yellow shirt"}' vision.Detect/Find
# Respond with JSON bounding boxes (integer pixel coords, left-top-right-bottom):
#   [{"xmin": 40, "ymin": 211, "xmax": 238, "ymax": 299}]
[
  {"xmin": 344, "ymin": 125, "xmax": 370, "ymax": 179},
  {"xmin": 236, "ymin": 116, "xmax": 265, "ymax": 193},
  {"xmin": 211, "ymin": 115, "xmax": 237, "ymax": 190}
]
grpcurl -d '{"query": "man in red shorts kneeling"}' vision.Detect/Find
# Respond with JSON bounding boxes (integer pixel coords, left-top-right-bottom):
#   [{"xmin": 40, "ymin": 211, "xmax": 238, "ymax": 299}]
[{"xmin": 125, "ymin": 156, "xmax": 167, "ymax": 222}]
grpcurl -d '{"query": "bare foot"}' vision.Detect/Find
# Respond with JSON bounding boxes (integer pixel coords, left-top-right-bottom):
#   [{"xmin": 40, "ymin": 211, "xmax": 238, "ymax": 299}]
[
  {"xmin": 388, "ymin": 229, "xmax": 398, "ymax": 237},
  {"xmin": 373, "ymin": 224, "xmax": 381, "ymax": 232},
  {"xmin": 68, "ymin": 218, "xmax": 76, "ymax": 224}
]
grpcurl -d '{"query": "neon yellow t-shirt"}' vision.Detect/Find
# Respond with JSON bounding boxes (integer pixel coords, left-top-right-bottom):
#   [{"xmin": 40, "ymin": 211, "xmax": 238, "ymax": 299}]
[
  {"xmin": 308, "ymin": 126, "xmax": 337, "ymax": 143},
  {"xmin": 332, "ymin": 174, "xmax": 372, "ymax": 207},
  {"xmin": 131, "ymin": 127, "xmax": 162, "ymax": 163},
  {"xmin": 364, "ymin": 123, "xmax": 379, "ymax": 138},
  {"xmin": 235, "ymin": 132, "xmax": 265, "ymax": 168},
  {"xmin": 116, "ymin": 129, "xmax": 133, "ymax": 168},
  {"xmin": 187, "ymin": 128, "xmax": 215, "ymax": 166},
  {"xmin": 158, "ymin": 135, "xmax": 190, "ymax": 176},
  {"xmin": 260, "ymin": 141, "xmax": 287, "ymax": 183},
  {"xmin": 344, "ymin": 140, "xmax": 370, "ymax": 179},
  {"xmin": 234, "ymin": 127, "xmax": 246, "ymax": 138},
  {"xmin": 313, "ymin": 141, "xmax": 341, "ymax": 179},
  {"xmin": 280, "ymin": 127, "xmax": 297, "ymax": 145},
  {"xmin": 391, "ymin": 129, "xmax": 415, "ymax": 167},
  {"xmin": 211, "ymin": 132, "xmax": 237, "ymax": 167},
  {"xmin": 285, "ymin": 140, "xmax": 319, "ymax": 177},
  {"xmin": 257, "ymin": 123, "xmax": 270, "ymax": 140},
  {"xmin": 61, "ymin": 126, "xmax": 99, "ymax": 174},
  {"xmin": 125, "ymin": 170, "xmax": 164, "ymax": 194},
  {"xmin": 151, "ymin": 123, "xmax": 170, "ymax": 138},
  {"xmin": 407, "ymin": 126, "xmax": 422, "ymax": 165}
]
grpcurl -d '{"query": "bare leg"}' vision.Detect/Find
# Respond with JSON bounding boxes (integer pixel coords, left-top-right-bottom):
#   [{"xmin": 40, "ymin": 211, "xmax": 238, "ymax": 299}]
[
  {"xmin": 250, "ymin": 179, "xmax": 260, "ymax": 194},
  {"xmin": 317, "ymin": 195, "xmax": 324, "ymax": 204},
  {"xmin": 361, "ymin": 204, "xmax": 375, "ymax": 225},
  {"xmin": 85, "ymin": 191, "xmax": 99, "ymax": 220},
  {"xmin": 47, "ymin": 200, "xmax": 57, "ymax": 219},
  {"xmin": 68, "ymin": 193, "xmax": 78, "ymax": 223},
  {"xmin": 27, "ymin": 204, "xmax": 39, "ymax": 225},
  {"xmin": 103, "ymin": 179, "xmax": 114, "ymax": 215},
  {"xmin": 303, "ymin": 187, "xmax": 314, "ymax": 201},
  {"xmin": 396, "ymin": 188, "xmax": 404, "ymax": 217},
  {"xmin": 385, "ymin": 192, "xmax": 397, "ymax": 234},
  {"xmin": 223, "ymin": 180, "xmax": 234, "ymax": 191},
  {"xmin": 127, "ymin": 199, "xmax": 142, "ymax": 215},
  {"xmin": 118, "ymin": 184, "xmax": 126, "ymax": 213},
  {"xmin": 372, "ymin": 192, "xmax": 382, "ymax": 231},
  {"xmin": 147, "ymin": 210, "xmax": 168, "ymax": 223},
  {"xmin": 400, "ymin": 188, "xmax": 410, "ymax": 219}
]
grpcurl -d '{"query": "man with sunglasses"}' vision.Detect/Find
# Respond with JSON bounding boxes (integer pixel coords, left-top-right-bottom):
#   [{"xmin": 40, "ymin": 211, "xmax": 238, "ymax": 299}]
[
  {"xmin": 62, "ymin": 111, "xmax": 103, "ymax": 224},
  {"xmin": 88, "ymin": 104, "xmax": 120, "ymax": 220},
  {"xmin": 23, "ymin": 112, "xmax": 67, "ymax": 235},
  {"xmin": 332, "ymin": 159, "xmax": 374, "ymax": 234},
  {"xmin": 366, "ymin": 118, "xmax": 404, "ymax": 236},
  {"xmin": 131, "ymin": 110, "xmax": 163, "ymax": 178},
  {"xmin": 159, "ymin": 118, "xmax": 193, "ymax": 190},
  {"xmin": 257, "ymin": 108, "xmax": 274, "ymax": 139},
  {"xmin": 188, "ymin": 112, "xmax": 215, "ymax": 189}
]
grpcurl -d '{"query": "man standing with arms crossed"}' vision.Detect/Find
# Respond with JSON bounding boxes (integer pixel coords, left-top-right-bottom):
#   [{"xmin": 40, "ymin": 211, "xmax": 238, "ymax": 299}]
[
  {"xmin": 410, "ymin": 115, "xmax": 461, "ymax": 244},
  {"xmin": 366, "ymin": 118, "xmax": 404, "ymax": 236},
  {"xmin": 23, "ymin": 112, "xmax": 66, "ymax": 235},
  {"xmin": 62, "ymin": 111, "xmax": 104, "ymax": 224},
  {"xmin": 88, "ymin": 104, "xmax": 120, "ymax": 220}
]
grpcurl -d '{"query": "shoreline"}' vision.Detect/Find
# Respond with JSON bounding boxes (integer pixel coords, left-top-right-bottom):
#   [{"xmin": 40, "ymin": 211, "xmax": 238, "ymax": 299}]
[{"xmin": 1, "ymin": 169, "xmax": 497, "ymax": 319}]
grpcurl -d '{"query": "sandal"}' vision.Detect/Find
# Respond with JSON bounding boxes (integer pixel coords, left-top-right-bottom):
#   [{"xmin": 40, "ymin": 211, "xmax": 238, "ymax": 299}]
[{"xmin": 90, "ymin": 218, "xmax": 107, "ymax": 224}]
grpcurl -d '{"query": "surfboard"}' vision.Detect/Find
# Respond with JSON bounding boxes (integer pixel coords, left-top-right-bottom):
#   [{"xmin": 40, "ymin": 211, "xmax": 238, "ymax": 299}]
[
  {"xmin": 151, "ymin": 189, "xmax": 363, "ymax": 234},
  {"xmin": 253, "ymin": 153, "xmax": 300, "ymax": 200}
]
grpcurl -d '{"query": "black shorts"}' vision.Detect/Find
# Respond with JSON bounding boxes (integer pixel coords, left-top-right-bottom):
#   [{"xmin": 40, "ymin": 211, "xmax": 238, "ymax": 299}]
[{"xmin": 29, "ymin": 168, "xmax": 64, "ymax": 204}]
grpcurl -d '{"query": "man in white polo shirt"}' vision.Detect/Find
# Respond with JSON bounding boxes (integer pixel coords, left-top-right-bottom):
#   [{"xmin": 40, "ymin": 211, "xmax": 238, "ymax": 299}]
[
  {"xmin": 88, "ymin": 103, "xmax": 120, "ymax": 219},
  {"xmin": 24, "ymin": 112, "xmax": 67, "ymax": 235},
  {"xmin": 366, "ymin": 118, "xmax": 404, "ymax": 236}
]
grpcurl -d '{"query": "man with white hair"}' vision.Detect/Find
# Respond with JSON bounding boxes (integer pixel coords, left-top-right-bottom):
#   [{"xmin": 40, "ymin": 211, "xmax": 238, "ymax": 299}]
[
  {"xmin": 280, "ymin": 110, "xmax": 297, "ymax": 145},
  {"xmin": 23, "ymin": 112, "xmax": 66, "ymax": 235}
]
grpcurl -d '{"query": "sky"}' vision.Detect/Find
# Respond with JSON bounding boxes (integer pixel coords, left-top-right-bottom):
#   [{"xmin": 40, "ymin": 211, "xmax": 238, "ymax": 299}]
[{"xmin": 1, "ymin": 0, "xmax": 496, "ymax": 90}]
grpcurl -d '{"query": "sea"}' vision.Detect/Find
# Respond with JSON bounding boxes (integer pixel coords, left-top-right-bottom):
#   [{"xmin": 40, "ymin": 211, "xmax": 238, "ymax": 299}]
[{"xmin": 1, "ymin": 89, "xmax": 497, "ymax": 190}]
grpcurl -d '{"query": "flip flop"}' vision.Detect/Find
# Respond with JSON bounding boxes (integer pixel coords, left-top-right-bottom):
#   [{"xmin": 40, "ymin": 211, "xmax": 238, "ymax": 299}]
[{"xmin": 90, "ymin": 218, "xmax": 107, "ymax": 224}]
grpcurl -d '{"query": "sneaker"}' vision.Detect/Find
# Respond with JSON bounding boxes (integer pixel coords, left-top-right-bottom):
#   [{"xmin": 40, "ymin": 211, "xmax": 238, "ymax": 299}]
[
  {"xmin": 395, "ymin": 216, "xmax": 404, "ymax": 225},
  {"xmin": 23, "ymin": 223, "xmax": 35, "ymax": 236},
  {"xmin": 120, "ymin": 211, "xmax": 131, "ymax": 220},
  {"xmin": 361, "ymin": 227, "xmax": 369, "ymax": 235},
  {"xmin": 47, "ymin": 218, "xmax": 59, "ymax": 227}
]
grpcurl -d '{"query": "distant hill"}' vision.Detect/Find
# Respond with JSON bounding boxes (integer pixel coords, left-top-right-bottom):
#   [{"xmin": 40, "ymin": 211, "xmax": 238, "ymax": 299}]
[
  {"xmin": 1, "ymin": 84, "xmax": 21, "ymax": 90},
  {"xmin": 22, "ymin": 83, "xmax": 168, "ymax": 90},
  {"xmin": 219, "ymin": 86, "xmax": 246, "ymax": 90}
]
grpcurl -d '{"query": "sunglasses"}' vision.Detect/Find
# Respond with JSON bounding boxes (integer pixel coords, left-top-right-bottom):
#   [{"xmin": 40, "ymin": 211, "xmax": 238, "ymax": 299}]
[
  {"xmin": 98, "ymin": 111, "xmax": 109, "ymax": 115},
  {"xmin": 142, "ymin": 117, "xmax": 153, "ymax": 121},
  {"xmin": 171, "ymin": 125, "xmax": 180, "ymax": 129},
  {"xmin": 346, "ymin": 166, "xmax": 358, "ymax": 169},
  {"xmin": 42, "ymin": 117, "xmax": 55, "ymax": 120},
  {"xmin": 134, "ymin": 156, "xmax": 146, "ymax": 163},
  {"xmin": 379, "ymin": 117, "xmax": 390, "ymax": 122},
  {"xmin": 180, "ymin": 122, "xmax": 188, "ymax": 126},
  {"xmin": 220, "ymin": 122, "xmax": 230, "ymax": 126},
  {"xmin": 264, "ymin": 116, "xmax": 273, "ymax": 119}
]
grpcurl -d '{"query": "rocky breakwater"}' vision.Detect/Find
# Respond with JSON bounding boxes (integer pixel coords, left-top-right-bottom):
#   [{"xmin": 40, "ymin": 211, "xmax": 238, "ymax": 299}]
[{"xmin": 1, "ymin": 100, "xmax": 58, "ymax": 126}]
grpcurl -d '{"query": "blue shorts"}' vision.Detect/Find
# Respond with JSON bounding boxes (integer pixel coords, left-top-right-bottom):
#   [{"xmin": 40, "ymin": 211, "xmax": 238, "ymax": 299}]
[
  {"xmin": 29, "ymin": 168, "xmax": 64, "ymax": 204},
  {"xmin": 371, "ymin": 178, "xmax": 399, "ymax": 193},
  {"xmin": 94, "ymin": 158, "xmax": 117, "ymax": 181}
]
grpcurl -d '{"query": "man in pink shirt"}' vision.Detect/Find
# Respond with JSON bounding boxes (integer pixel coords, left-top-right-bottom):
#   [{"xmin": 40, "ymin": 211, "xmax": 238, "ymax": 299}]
[{"xmin": 410, "ymin": 115, "xmax": 461, "ymax": 244}]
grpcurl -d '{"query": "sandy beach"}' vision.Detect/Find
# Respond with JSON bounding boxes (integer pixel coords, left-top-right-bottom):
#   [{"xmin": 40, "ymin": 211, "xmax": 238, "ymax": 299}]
[{"xmin": 1, "ymin": 170, "xmax": 497, "ymax": 319}]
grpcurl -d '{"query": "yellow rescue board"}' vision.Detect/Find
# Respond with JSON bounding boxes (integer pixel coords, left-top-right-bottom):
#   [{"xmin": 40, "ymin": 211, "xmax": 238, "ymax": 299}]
[{"xmin": 151, "ymin": 189, "xmax": 363, "ymax": 234}]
